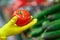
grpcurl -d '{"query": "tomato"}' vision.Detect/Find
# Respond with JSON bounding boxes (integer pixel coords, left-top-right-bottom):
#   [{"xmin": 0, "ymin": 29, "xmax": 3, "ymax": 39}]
[{"xmin": 12, "ymin": 10, "xmax": 31, "ymax": 26}]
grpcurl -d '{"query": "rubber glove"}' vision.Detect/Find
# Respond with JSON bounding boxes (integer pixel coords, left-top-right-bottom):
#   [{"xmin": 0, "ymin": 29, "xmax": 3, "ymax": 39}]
[{"xmin": 0, "ymin": 16, "xmax": 37, "ymax": 40}]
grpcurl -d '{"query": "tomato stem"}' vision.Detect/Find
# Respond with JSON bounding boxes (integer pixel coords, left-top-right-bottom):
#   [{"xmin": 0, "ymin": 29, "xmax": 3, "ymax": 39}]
[{"xmin": 19, "ymin": 11, "xmax": 23, "ymax": 14}]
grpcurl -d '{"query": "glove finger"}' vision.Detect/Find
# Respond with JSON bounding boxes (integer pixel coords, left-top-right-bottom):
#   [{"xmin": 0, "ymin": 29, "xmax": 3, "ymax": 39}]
[{"xmin": 8, "ymin": 16, "xmax": 17, "ymax": 25}]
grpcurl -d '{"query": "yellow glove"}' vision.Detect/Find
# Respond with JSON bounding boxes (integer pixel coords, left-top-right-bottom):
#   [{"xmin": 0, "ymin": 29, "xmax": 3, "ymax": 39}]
[{"xmin": 0, "ymin": 16, "xmax": 37, "ymax": 40}]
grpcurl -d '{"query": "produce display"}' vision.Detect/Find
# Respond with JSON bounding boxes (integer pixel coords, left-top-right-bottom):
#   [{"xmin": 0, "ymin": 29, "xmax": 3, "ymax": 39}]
[
  {"xmin": 35, "ymin": 4, "xmax": 60, "ymax": 19},
  {"xmin": 24, "ymin": 4, "xmax": 60, "ymax": 40}
]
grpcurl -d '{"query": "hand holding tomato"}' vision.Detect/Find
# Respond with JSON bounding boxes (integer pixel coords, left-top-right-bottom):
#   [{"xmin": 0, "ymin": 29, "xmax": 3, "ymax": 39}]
[{"xmin": 12, "ymin": 10, "xmax": 31, "ymax": 26}]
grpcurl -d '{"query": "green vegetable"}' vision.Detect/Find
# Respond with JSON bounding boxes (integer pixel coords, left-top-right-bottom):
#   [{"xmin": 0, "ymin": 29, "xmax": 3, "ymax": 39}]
[
  {"xmin": 30, "ymin": 27, "xmax": 43, "ymax": 37},
  {"xmin": 32, "ymin": 19, "xmax": 44, "ymax": 29},
  {"xmin": 55, "ymin": 38, "xmax": 60, "ymax": 40},
  {"xmin": 30, "ymin": 20, "xmax": 50, "ymax": 37},
  {"xmin": 42, "ymin": 19, "xmax": 60, "ymax": 31},
  {"xmin": 40, "ymin": 30, "xmax": 60, "ymax": 40},
  {"xmin": 42, "ymin": 20, "xmax": 50, "ymax": 26},
  {"xmin": 47, "ymin": 12, "xmax": 60, "ymax": 21},
  {"xmin": 30, "ymin": 19, "xmax": 60, "ymax": 37},
  {"xmin": 35, "ymin": 4, "xmax": 60, "ymax": 19},
  {"xmin": 46, "ymin": 22, "xmax": 60, "ymax": 32}
]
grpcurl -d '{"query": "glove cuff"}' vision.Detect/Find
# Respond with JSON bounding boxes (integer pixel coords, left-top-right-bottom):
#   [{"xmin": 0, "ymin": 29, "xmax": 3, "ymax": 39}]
[{"xmin": 0, "ymin": 28, "xmax": 7, "ymax": 40}]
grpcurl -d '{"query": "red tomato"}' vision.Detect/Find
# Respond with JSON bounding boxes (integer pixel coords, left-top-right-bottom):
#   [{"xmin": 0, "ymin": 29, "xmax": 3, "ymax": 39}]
[{"xmin": 12, "ymin": 10, "xmax": 31, "ymax": 26}]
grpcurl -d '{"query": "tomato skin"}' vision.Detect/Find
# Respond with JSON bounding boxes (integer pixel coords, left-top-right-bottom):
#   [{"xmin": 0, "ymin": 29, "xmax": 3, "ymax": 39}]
[{"xmin": 12, "ymin": 10, "xmax": 31, "ymax": 26}]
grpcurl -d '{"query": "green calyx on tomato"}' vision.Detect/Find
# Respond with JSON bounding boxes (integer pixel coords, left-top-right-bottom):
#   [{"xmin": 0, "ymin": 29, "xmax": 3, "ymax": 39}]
[
  {"xmin": 12, "ymin": 10, "xmax": 31, "ymax": 26},
  {"xmin": 19, "ymin": 11, "xmax": 23, "ymax": 14}
]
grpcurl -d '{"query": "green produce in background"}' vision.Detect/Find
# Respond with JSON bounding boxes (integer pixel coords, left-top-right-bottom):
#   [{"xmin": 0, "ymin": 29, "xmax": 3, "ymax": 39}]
[
  {"xmin": 47, "ymin": 12, "xmax": 60, "ymax": 21},
  {"xmin": 32, "ymin": 18, "xmax": 44, "ymax": 29},
  {"xmin": 46, "ymin": 22, "xmax": 60, "ymax": 32},
  {"xmin": 55, "ymin": 0, "xmax": 60, "ymax": 3},
  {"xmin": 29, "ymin": 4, "xmax": 60, "ymax": 40},
  {"xmin": 42, "ymin": 20, "xmax": 50, "ymax": 26},
  {"xmin": 30, "ymin": 18, "xmax": 60, "ymax": 37},
  {"xmin": 40, "ymin": 30, "xmax": 60, "ymax": 40},
  {"xmin": 29, "ymin": 20, "xmax": 50, "ymax": 37},
  {"xmin": 35, "ymin": 4, "xmax": 60, "ymax": 20},
  {"xmin": 55, "ymin": 38, "xmax": 60, "ymax": 40},
  {"xmin": 42, "ymin": 18, "xmax": 60, "ymax": 31},
  {"xmin": 30, "ymin": 27, "xmax": 43, "ymax": 37}
]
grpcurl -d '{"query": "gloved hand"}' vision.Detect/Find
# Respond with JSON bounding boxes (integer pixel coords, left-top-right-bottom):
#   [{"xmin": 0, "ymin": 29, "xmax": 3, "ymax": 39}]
[{"xmin": 0, "ymin": 16, "xmax": 37, "ymax": 40}]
